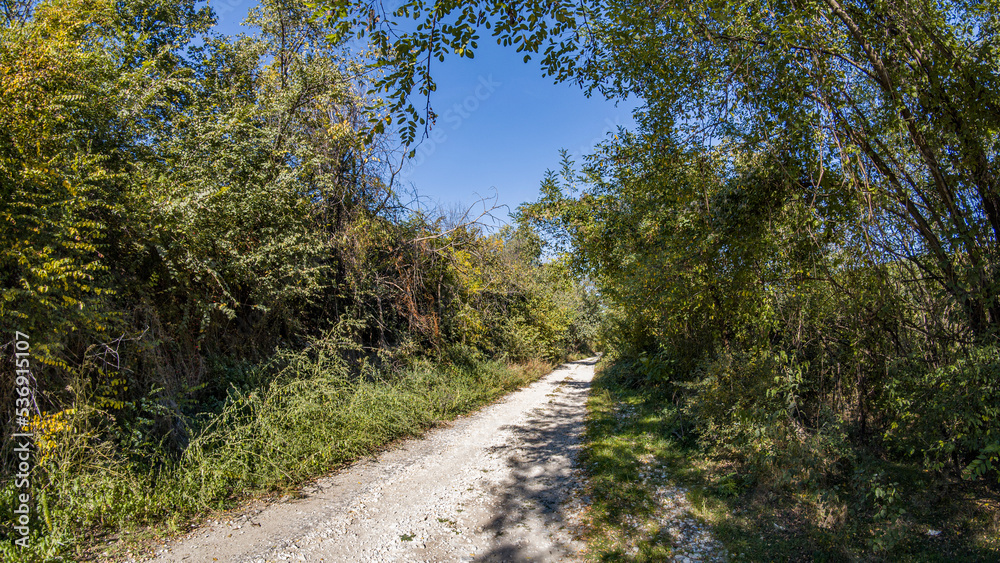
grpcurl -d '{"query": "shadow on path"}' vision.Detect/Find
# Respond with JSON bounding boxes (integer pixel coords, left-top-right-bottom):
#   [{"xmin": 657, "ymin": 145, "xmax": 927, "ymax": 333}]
[{"xmin": 474, "ymin": 361, "xmax": 594, "ymax": 562}]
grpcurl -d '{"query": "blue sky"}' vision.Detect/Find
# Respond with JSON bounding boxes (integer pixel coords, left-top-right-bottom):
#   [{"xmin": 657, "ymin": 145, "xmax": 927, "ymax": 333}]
[{"xmin": 211, "ymin": 3, "xmax": 638, "ymax": 226}]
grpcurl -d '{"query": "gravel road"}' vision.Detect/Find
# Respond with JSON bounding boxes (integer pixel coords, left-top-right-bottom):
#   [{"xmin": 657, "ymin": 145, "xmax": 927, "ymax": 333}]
[{"xmin": 146, "ymin": 359, "xmax": 596, "ymax": 563}]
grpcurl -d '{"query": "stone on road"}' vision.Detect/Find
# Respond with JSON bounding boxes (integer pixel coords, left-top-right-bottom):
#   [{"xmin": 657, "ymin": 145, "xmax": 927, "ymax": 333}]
[{"xmin": 147, "ymin": 358, "xmax": 597, "ymax": 563}]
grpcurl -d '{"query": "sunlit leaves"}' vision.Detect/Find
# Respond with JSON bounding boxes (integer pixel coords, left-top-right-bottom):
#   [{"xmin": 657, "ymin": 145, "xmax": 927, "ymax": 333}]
[{"xmin": 0, "ymin": 0, "xmax": 125, "ymax": 362}]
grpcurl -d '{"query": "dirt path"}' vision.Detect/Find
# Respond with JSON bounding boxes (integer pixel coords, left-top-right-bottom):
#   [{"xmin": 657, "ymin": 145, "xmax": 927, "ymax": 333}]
[{"xmin": 146, "ymin": 359, "xmax": 596, "ymax": 563}]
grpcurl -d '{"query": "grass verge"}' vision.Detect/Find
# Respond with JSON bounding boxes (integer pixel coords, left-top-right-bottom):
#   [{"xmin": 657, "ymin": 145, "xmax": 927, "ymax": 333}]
[
  {"xmin": 580, "ymin": 359, "xmax": 1000, "ymax": 562},
  {"xmin": 0, "ymin": 344, "xmax": 553, "ymax": 562}
]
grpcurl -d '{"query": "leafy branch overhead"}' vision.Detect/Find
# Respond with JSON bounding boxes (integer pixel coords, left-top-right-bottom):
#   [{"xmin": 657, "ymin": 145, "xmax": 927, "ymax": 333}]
[
  {"xmin": 314, "ymin": 0, "xmax": 595, "ymax": 146},
  {"xmin": 322, "ymin": 0, "xmax": 999, "ymax": 340}
]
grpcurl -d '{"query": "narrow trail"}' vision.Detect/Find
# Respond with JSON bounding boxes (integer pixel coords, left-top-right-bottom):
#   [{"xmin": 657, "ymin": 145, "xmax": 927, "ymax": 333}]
[{"xmin": 146, "ymin": 359, "xmax": 596, "ymax": 563}]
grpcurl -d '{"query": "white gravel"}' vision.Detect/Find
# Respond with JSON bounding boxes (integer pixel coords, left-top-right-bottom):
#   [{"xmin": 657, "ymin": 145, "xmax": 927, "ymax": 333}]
[{"xmin": 143, "ymin": 359, "xmax": 596, "ymax": 563}]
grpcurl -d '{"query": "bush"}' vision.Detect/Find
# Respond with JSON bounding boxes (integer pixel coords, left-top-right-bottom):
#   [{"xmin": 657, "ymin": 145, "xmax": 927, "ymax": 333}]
[
  {"xmin": 882, "ymin": 345, "xmax": 1000, "ymax": 480},
  {"xmin": 683, "ymin": 346, "xmax": 851, "ymax": 491}
]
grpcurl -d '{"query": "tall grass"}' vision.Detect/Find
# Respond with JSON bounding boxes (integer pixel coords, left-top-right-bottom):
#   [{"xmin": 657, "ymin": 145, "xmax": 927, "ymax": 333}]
[{"xmin": 0, "ymin": 339, "xmax": 552, "ymax": 562}]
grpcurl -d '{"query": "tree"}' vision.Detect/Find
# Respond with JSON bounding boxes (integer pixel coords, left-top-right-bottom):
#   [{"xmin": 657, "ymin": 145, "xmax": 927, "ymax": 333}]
[{"xmin": 317, "ymin": 0, "xmax": 1000, "ymax": 342}]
